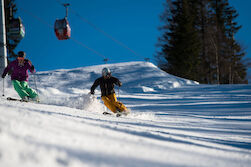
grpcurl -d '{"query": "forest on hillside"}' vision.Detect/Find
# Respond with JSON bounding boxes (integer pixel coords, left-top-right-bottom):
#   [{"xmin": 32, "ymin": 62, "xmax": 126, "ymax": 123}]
[{"xmin": 157, "ymin": 0, "xmax": 248, "ymax": 84}]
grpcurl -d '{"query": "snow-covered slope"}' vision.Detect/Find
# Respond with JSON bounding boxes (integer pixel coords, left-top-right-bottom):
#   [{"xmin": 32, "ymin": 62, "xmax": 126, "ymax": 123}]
[
  {"xmin": 0, "ymin": 61, "xmax": 250, "ymax": 167},
  {"xmin": 37, "ymin": 61, "xmax": 198, "ymax": 93},
  {"xmin": 32, "ymin": 61, "xmax": 198, "ymax": 108}
]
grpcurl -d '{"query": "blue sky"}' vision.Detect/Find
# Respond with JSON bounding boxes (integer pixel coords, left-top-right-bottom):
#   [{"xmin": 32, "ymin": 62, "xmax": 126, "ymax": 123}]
[
  {"xmin": 15, "ymin": 0, "xmax": 251, "ymax": 73},
  {"xmin": 229, "ymin": 0, "xmax": 251, "ymax": 67},
  {"xmin": 15, "ymin": 0, "xmax": 164, "ymax": 71}
]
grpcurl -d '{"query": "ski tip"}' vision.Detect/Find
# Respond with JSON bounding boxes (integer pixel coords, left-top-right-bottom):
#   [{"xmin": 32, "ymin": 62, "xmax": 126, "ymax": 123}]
[
  {"xmin": 103, "ymin": 112, "xmax": 112, "ymax": 115},
  {"xmin": 7, "ymin": 97, "xmax": 22, "ymax": 102},
  {"xmin": 6, "ymin": 97, "xmax": 40, "ymax": 103},
  {"xmin": 116, "ymin": 110, "xmax": 130, "ymax": 117}
]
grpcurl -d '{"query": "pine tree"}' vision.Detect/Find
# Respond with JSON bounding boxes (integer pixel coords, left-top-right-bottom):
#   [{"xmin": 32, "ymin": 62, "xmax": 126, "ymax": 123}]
[
  {"xmin": 158, "ymin": 0, "xmax": 201, "ymax": 81},
  {"xmin": 157, "ymin": 0, "xmax": 247, "ymax": 84},
  {"xmin": 209, "ymin": 0, "xmax": 247, "ymax": 84},
  {"xmin": 225, "ymin": 5, "xmax": 247, "ymax": 83},
  {"xmin": 196, "ymin": 0, "xmax": 214, "ymax": 83}
]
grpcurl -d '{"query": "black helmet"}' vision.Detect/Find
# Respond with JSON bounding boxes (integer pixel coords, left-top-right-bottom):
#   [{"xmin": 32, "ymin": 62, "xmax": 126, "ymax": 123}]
[{"xmin": 18, "ymin": 51, "xmax": 26, "ymax": 57}]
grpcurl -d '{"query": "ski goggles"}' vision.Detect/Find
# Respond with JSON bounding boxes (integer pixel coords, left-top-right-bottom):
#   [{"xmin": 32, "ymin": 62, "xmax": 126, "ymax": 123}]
[
  {"xmin": 17, "ymin": 57, "xmax": 25, "ymax": 60},
  {"xmin": 103, "ymin": 73, "xmax": 111, "ymax": 77}
]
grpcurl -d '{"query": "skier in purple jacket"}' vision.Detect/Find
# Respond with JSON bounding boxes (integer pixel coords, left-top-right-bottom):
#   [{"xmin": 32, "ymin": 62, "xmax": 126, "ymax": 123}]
[{"xmin": 1, "ymin": 51, "xmax": 39, "ymax": 101}]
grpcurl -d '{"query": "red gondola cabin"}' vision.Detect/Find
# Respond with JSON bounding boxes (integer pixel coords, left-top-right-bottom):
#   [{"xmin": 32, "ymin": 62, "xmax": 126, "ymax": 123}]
[{"xmin": 54, "ymin": 18, "xmax": 71, "ymax": 40}]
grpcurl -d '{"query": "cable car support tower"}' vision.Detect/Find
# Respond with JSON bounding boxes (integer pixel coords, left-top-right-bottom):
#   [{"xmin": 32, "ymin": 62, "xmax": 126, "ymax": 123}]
[{"xmin": 0, "ymin": 0, "xmax": 7, "ymax": 74}]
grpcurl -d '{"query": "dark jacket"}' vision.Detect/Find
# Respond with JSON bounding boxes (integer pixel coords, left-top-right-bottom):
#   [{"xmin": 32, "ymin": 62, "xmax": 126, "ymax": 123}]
[
  {"xmin": 2, "ymin": 59, "xmax": 35, "ymax": 81},
  {"xmin": 91, "ymin": 76, "xmax": 122, "ymax": 96}
]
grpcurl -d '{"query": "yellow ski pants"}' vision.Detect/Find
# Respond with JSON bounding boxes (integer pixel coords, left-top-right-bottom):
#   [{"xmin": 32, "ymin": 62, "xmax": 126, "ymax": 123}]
[{"xmin": 101, "ymin": 93, "xmax": 127, "ymax": 113}]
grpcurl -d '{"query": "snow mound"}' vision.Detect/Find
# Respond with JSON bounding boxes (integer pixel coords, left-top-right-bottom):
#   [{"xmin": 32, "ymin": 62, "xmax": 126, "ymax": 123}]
[
  {"xmin": 25, "ymin": 61, "xmax": 198, "ymax": 107},
  {"xmin": 35, "ymin": 61, "xmax": 198, "ymax": 96}
]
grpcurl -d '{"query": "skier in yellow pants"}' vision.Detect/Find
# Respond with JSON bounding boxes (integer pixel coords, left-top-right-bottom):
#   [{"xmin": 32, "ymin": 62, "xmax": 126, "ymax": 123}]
[{"xmin": 90, "ymin": 67, "xmax": 128, "ymax": 115}]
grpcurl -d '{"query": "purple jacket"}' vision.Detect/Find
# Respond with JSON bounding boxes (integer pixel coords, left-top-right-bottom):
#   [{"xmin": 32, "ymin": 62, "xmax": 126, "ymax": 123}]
[{"xmin": 2, "ymin": 59, "xmax": 35, "ymax": 82}]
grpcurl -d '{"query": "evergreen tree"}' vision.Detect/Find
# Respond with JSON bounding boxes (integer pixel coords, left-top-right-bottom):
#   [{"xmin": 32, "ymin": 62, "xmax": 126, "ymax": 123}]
[
  {"xmin": 158, "ymin": 0, "xmax": 201, "ymax": 81},
  {"xmin": 157, "ymin": 0, "xmax": 247, "ymax": 84},
  {"xmin": 196, "ymin": 0, "xmax": 214, "ymax": 83},
  {"xmin": 224, "ymin": 5, "xmax": 247, "ymax": 83},
  {"xmin": 208, "ymin": 0, "xmax": 227, "ymax": 84},
  {"xmin": 209, "ymin": 0, "xmax": 247, "ymax": 84}
]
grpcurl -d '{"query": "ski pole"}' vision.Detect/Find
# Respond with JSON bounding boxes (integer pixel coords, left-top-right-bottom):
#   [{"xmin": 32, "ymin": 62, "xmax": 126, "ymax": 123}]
[
  {"xmin": 2, "ymin": 78, "xmax": 4, "ymax": 96},
  {"xmin": 33, "ymin": 74, "xmax": 38, "ymax": 95},
  {"xmin": 117, "ymin": 87, "xmax": 120, "ymax": 101}
]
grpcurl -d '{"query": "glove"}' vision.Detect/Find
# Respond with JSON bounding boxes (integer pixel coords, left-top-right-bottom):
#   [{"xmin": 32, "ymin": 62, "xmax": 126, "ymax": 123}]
[
  {"xmin": 31, "ymin": 65, "xmax": 35, "ymax": 71},
  {"xmin": 90, "ymin": 90, "xmax": 94, "ymax": 95},
  {"xmin": 2, "ymin": 74, "xmax": 5, "ymax": 78},
  {"xmin": 118, "ymin": 82, "xmax": 122, "ymax": 87}
]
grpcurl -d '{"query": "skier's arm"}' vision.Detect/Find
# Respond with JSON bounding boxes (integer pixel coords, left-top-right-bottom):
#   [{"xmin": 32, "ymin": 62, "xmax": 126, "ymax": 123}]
[
  {"xmin": 90, "ymin": 78, "xmax": 100, "ymax": 94},
  {"xmin": 27, "ymin": 60, "xmax": 36, "ymax": 73},
  {"xmin": 1, "ymin": 63, "xmax": 11, "ymax": 78},
  {"xmin": 113, "ymin": 77, "xmax": 122, "ymax": 87}
]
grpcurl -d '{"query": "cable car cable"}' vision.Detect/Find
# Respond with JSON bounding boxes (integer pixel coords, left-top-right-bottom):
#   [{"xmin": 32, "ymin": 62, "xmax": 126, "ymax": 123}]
[
  {"xmin": 71, "ymin": 38, "xmax": 106, "ymax": 59},
  {"xmin": 55, "ymin": 0, "xmax": 143, "ymax": 60},
  {"xmin": 18, "ymin": 6, "xmax": 108, "ymax": 60}
]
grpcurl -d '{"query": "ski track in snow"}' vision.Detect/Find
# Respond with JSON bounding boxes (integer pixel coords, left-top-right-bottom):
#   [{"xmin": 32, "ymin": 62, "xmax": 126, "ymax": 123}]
[{"xmin": 0, "ymin": 61, "xmax": 251, "ymax": 167}]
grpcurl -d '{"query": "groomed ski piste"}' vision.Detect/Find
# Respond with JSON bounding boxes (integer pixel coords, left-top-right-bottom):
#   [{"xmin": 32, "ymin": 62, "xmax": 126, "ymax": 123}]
[{"xmin": 0, "ymin": 61, "xmax": 251, "ymax": 167}]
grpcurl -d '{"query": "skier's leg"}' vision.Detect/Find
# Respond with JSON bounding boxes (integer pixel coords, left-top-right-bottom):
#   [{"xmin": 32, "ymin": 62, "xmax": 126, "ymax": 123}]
[
  {"xmin": 12, "ymin": 80, "xmax": 29, "ymax": 99},
  {"xmin": 110, "ymin": 93, "xmax": 128, "ymax": 112},
  {"xmin": 21, "ymin": 81, "xmax": 38, "ymax": 98},
  {"xmin": 115, "ymin": 101, "xmax": 128, "ymax": 112},
  {"xmin": 101, "ymin": 96, "xmax": 117, "ymax": 113}
]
